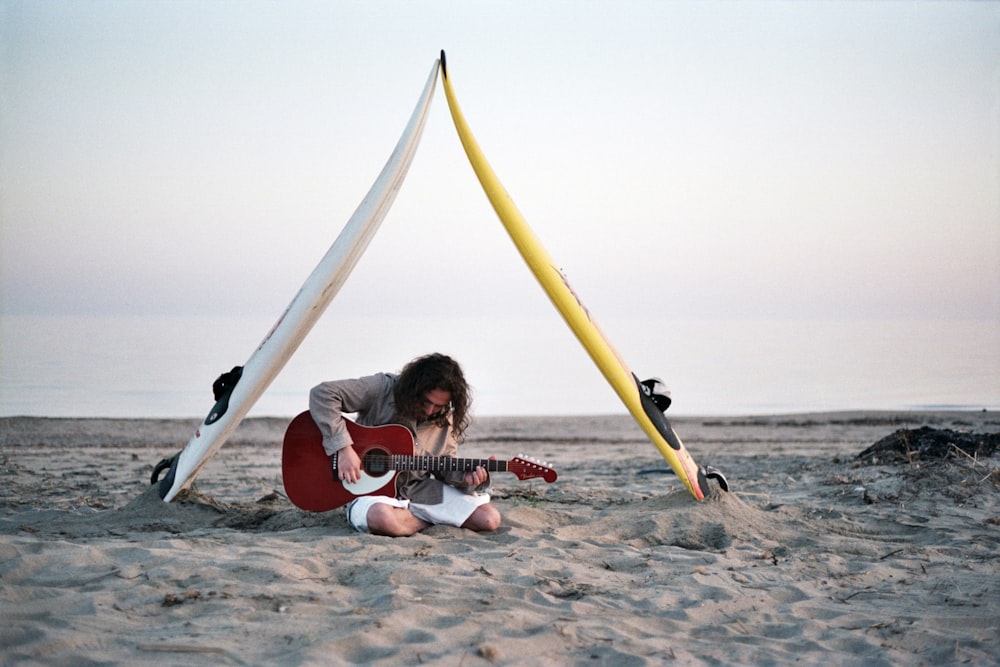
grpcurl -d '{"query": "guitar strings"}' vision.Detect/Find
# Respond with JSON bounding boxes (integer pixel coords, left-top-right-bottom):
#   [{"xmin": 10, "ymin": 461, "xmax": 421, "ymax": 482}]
[{"xmin": 362, "ymin": 454, "xmax": 506, "ymax": 472}]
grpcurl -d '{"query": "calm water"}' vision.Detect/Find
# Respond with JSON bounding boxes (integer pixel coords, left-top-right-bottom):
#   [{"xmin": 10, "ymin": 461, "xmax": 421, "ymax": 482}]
[{"xmin": 1, "ymin": 314, "xmax": 997, "ymax": 418}]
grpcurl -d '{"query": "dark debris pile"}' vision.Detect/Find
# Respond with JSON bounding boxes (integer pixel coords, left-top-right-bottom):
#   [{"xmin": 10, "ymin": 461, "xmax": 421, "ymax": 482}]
[{"xmin": 857, "ymin": 426, "xmax": 1000, "ymax": 465}]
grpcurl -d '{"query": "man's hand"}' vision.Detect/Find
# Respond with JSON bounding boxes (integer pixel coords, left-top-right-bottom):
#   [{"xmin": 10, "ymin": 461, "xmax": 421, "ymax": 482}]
[
  {"xmin": 463, "ymin": 456, "xmax": 496, "ymax": 490},
  {"xmin": 335, "ymin": 445, "xmax": 363, "ymax": 485}
]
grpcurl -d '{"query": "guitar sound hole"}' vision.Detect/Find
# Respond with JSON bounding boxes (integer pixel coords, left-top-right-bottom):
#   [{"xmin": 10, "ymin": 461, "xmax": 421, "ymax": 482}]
[{"xmin": 363, "ymin": 448, "xmax": 391, "ymax": 476}]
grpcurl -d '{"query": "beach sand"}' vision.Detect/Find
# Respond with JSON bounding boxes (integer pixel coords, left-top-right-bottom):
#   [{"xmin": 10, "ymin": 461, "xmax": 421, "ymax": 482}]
[{"xmin": 1, "ymin": 411, "xmax": 998, "ymax": 665}]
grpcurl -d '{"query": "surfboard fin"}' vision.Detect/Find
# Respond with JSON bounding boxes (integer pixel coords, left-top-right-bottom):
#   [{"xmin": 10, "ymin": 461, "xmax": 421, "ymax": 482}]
[
  {"xmin": 640, "ymin": 378, "xmax": 672, "ymax": 412},
  {"xmin": 703, "ymin": 466, "xmax": 730, "ymax": 492},
  {"xmin": 637, "ymin": 464, "xmax": 730, "ymax": 494},
  {"xmin": 205, "ymin": 366, "xmax": 243, "ymax": 426},
  {"xmin": 151, "ymin": 452, "xmax": 180, "ymax": 499},
  {"xmin": 150, "ymin": 454, "xmax": 175, "ymax": 484}
]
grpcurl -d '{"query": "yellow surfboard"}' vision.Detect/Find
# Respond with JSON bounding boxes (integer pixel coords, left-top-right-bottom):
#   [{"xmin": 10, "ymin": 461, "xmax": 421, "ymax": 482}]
[{"xmin": 440, "ymin": 52, "xmax": 724, "ymax": 501}]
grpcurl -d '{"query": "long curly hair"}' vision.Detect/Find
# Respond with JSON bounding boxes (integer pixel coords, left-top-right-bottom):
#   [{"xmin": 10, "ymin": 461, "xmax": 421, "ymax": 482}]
[{"xmin": 393, "ymin": 353, "xmax": 472, "ymax": 442}]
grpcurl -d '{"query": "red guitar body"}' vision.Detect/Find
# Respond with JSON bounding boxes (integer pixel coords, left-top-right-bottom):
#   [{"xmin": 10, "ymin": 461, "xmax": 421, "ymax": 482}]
[{"xmin": 281, "ymin": 411, "xmax": 414, "ymax": 512}]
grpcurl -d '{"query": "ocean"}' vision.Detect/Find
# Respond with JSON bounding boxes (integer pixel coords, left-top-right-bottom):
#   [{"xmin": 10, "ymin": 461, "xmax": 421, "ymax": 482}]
[{"xmin": 1, "ymin": 313, "xmax": 997, "ymax": 419}]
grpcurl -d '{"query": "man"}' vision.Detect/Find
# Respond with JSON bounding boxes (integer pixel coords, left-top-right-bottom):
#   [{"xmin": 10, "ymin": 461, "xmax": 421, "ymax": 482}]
[{"xmin": 309, "ymin": 353, "xmax": 501, "ymax": 537}]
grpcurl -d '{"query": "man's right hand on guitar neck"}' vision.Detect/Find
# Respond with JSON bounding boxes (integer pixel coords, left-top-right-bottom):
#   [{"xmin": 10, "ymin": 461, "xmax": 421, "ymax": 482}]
[{"xmin": 334, "ymin": 445, "xmax": 363, "ymax": 485}]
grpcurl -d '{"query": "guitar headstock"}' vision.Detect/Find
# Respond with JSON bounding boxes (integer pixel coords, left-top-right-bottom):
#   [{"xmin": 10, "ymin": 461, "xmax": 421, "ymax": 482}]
[{"xmin": 508, "ymin": 455, "xmax": 558, "ymax": 483}]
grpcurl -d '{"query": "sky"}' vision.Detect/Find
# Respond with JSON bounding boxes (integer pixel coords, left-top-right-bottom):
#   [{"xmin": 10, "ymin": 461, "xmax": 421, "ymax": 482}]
[{"xmin": 1, "ymin": 1, "xmax": 998, "ymax": 416}]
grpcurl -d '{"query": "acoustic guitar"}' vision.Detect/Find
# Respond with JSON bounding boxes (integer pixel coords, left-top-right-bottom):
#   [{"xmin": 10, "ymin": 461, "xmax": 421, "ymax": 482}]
[{"xmin": 281, "ymin": 411, "xmax": 557, "ymax": 512}]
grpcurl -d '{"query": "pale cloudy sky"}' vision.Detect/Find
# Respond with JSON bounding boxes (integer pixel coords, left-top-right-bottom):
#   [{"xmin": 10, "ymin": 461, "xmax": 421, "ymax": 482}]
[
  {"xmin": 3, "ymin": 0, "xmax": 997, "ymax": 321},
  {"xmin": 1, "ymin": 1, "xmax": 998, "ymax": 416}
]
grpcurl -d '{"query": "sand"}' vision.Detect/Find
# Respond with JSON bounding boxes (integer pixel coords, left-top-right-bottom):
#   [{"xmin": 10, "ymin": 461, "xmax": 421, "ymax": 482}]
[{"xmin": 1, "ymin": 410, "xmax": 998, "ymax": 665}]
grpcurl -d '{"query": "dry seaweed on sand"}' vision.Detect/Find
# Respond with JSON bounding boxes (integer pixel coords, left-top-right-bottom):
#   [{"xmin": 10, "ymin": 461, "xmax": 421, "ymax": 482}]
[
  {"xmin": 851, "ymin": 426, "xmax": 1000, "ymax": 505},
  {"xmin": 857, "ymin": 426, "xmax": 1000, "ymax": 465}
]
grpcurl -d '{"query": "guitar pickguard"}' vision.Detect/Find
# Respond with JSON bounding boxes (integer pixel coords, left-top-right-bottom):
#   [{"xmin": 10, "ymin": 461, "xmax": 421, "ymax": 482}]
[{"xmin": 343, "ymin": 472, "xmax": 396, "ymax": 496}]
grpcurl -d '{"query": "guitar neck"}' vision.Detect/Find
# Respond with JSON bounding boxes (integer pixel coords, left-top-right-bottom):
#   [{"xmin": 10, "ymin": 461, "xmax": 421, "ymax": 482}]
[
  {"xmin": 332, "ymin": 420, "xmax": 556, "ymax": 483},
  {"xmin": 387, "ymin": 455, "xmax": 507, "ymax": 474}
]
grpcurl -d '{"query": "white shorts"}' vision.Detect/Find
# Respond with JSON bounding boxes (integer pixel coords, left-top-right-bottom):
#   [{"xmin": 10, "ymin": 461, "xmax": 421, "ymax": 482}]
[{"xmin": 345, "ymin": 485, "xmax": 491, "ymax": 534}]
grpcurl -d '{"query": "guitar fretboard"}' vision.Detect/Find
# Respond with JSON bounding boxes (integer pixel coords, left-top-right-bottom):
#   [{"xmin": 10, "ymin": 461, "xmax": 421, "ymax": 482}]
[{"xmin": 334, "ymin": 453, "xmax": 508, "ymax": 474}]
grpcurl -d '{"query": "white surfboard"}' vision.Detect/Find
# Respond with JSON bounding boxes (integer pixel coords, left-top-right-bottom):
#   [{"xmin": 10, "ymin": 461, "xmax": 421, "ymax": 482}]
[{"xmin": 153, "ymin": 58, "xmax": 440, "ymax": 502}]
